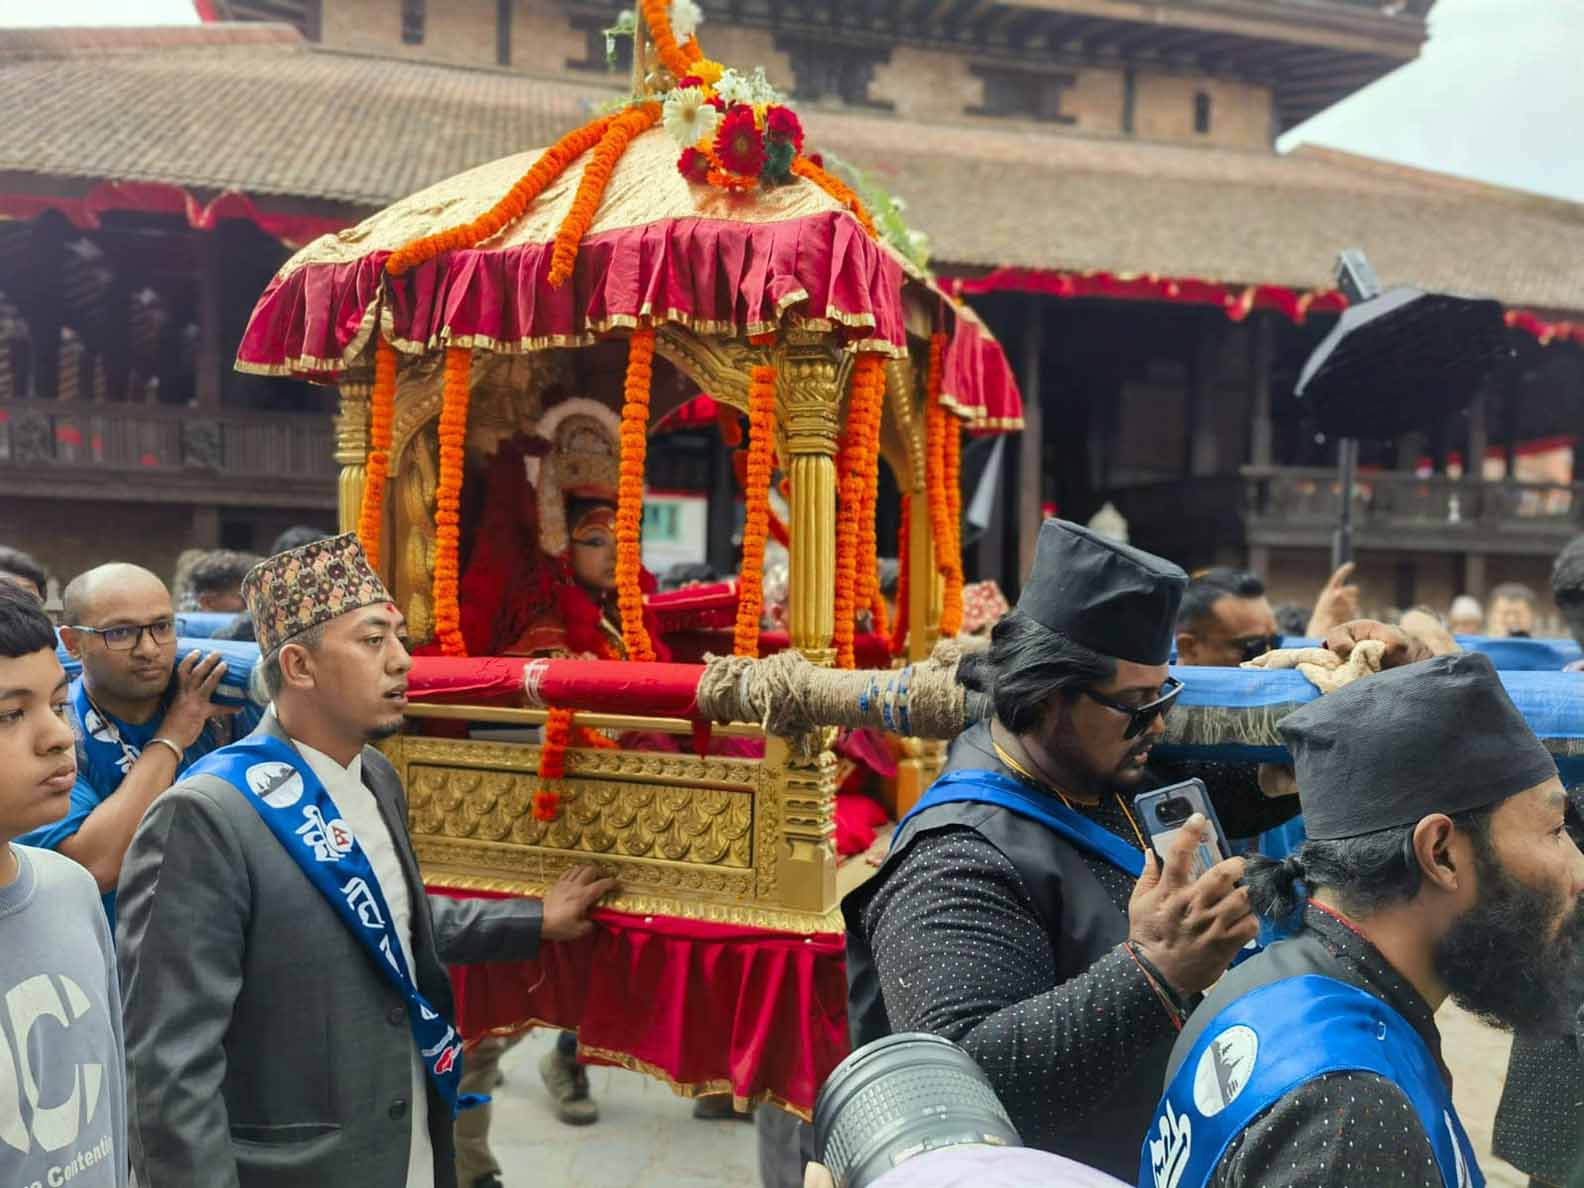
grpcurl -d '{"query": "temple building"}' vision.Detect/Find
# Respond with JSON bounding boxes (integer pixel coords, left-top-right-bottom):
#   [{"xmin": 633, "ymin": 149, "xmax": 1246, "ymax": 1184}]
[{"xmin": 2, "ymin": 1, "xmax": 1581, "ymax": 617}]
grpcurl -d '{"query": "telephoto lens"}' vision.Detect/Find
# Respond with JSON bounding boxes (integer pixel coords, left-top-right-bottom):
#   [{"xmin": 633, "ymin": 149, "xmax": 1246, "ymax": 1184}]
[{"xmin": 814, "ymin": 1032, "xmax": 1022, "ymax": 1188}]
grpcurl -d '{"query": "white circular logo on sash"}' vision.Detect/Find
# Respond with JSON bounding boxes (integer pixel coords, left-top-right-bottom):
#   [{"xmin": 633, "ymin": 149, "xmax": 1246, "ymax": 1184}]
[
  {"xmin": 1192, "ymin": 1025, "xmax": 1259, "ymax": 1118},
  {"xmin": 246, "ymin": 761, "xmax": 304, "ymax": 809}
]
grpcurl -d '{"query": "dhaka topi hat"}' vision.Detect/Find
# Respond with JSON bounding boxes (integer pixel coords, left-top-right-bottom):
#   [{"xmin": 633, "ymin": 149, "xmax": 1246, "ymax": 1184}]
[
  {"xmin": 243, "ymin": 532, "xmax": 392, "ymax": 656},
  {"xmin": 1278, "ymin": 651, "xmax": 1558, "ymax": 840},
  {"xmin": 1015, "ymin": 519, "xmax": 1188, "ymax": 666}
]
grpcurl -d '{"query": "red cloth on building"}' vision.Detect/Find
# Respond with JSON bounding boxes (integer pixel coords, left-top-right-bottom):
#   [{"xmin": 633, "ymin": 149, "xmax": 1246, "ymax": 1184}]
[{"xmin": 439, "ymin": 892, "xmax": 849, "ymax": 1116}]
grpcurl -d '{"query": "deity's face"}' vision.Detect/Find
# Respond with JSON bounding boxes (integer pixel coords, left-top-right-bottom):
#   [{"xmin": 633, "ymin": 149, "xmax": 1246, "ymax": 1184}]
[{"xmin": 569, "ymin": 503, "xmax": 618, "ymax": 594}]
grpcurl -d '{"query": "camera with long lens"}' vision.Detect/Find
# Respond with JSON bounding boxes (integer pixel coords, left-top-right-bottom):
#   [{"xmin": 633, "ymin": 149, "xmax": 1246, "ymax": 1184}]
[{"xmin": 814, "ymin": 1033, "xmax": 1127, "ymax": 1188}]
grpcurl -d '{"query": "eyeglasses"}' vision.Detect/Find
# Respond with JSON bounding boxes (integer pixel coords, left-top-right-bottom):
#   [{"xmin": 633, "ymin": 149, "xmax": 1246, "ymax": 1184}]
[
  {"xmin": 1082, "ymin": 676, "xmax": 1184, "ymax": 740},
  {"xmin": 1236, "ymin": 634, "xmax": 1283, "ymax": 664},
  {"xmin": 70, "ymin": 619, "xmax": 176, "ymax": 652}
]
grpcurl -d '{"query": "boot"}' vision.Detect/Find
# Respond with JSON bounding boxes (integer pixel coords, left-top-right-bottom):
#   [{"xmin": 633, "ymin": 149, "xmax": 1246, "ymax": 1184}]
[{"xmin": 539, "ymin": 1046, "xmax": 598, "ymax": 1125}]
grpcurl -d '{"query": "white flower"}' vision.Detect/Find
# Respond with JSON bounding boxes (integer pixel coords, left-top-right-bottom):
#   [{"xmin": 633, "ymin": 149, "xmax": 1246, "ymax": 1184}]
[
  {"xmin": 746, "ymin": 66, "xmax": 784, "ymax": 105},
  {"xmin": 663, "ymin": 86, "xmax": 720, "ymax": 148},
  {"xmin": 713, "ymin": 68, "xmax": 756, "ymax": 108},
  {"xmin": 669, "ymin": 0, "xmax": 703, "ymax": 40}
]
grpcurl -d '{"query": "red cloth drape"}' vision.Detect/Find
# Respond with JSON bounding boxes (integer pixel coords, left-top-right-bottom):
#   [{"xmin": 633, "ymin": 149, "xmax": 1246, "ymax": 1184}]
[{"xmin": 439, "ymin": 891, "xmax": 849, "ymax": 1115}]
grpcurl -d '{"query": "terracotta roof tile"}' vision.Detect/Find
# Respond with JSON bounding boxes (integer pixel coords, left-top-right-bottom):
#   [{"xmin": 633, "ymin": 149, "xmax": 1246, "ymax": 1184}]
[{"xmin": 2, "ymin": 28, "xmax": 1581, "ymax": 314}]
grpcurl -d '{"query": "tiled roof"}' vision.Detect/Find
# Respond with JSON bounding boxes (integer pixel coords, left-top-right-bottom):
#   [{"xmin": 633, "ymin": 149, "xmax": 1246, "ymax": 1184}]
[{"xmin": 2, "ymin": 26, "xmax": 1582, "ymax": 314}]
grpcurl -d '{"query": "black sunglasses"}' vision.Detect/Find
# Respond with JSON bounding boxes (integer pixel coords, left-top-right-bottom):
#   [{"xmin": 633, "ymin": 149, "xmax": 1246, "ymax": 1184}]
[
  {"xmin": 1082, "ymin": 676, "xmax": 1184, "ymax": 740},
  {"xmin": 1236, "ymin": 634, "xmax": 1283, "ymax": 664}
]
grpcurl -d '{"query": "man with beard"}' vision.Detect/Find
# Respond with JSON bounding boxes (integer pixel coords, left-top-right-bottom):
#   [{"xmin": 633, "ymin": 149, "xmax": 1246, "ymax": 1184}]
[
  {"xmin": 844, "ymin": 520, "xmax": 1301, "ymax": 1181},
  {"xmin": 116, "ymin": 534, "xmax": 616, "ymax": 1187},
  {"xmin": 1145, "ymin": 650, "xmax": 1584, "ymax": 1188}
]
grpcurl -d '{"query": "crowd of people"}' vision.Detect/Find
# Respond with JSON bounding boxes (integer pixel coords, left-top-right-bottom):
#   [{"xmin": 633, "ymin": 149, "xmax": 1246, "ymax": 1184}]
[{"xmin": 3, "ymin": 515, "xmax": 1584, "ymax": 1188}]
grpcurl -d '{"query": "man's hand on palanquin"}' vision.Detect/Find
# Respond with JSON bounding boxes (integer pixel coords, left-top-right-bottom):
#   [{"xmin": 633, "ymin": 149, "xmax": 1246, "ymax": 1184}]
[
  {"xmin": 1324, "ymin": 619, "xmax": 1433, "ymax": 670},
  {"xmin": 541, "ymin": 865, "xmax": 619, "ymax": 942}
]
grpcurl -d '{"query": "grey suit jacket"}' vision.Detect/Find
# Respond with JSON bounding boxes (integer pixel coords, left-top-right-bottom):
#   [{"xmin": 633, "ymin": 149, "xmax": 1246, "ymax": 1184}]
[{"xmin": 116, "ymin": 715, "xmax": 543, "ymax": 1188}]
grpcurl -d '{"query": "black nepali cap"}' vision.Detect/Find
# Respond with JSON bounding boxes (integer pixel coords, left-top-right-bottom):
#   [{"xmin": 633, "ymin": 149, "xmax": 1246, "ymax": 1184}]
[
  {"xmin": 1015, "ymin": 519, "xmax": 1187, "ymax": 666},
  {"xmin": 1279, "ymin": 651, "xmax": 1558, "ymax": 841}
]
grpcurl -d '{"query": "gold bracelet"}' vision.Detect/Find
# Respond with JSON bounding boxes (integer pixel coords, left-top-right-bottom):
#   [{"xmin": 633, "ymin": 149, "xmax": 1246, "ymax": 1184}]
[{"xmin": 146, "ymin": 737, "xmax": 185, "ymax": 763}]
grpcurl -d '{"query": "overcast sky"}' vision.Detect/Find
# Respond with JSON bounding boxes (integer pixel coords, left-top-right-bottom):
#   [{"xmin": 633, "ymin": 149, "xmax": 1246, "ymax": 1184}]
[{"xmin": 3, "ymin": 0, "xmax": 1580, "ymax": 203}]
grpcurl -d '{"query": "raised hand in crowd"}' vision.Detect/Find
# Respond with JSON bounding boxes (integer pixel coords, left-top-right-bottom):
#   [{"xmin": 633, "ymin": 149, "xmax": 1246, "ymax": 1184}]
[
  {"xmin": 1304, "ymin": 561, "xmax": 1361, "ymax": 638},
  {"xmin": 1125, "ymin": 814, "xmax": 1257, "ymax": 997}
]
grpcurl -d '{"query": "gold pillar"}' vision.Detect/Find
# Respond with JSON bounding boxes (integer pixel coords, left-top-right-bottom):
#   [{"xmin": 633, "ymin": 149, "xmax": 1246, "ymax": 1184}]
[
  {"xmin": 334, "ymin": 375, "xmax": 371, "ymax": 537},
  {"xmin": 768, "ymin": 332, "xmax": 843, "ymax": 915}
]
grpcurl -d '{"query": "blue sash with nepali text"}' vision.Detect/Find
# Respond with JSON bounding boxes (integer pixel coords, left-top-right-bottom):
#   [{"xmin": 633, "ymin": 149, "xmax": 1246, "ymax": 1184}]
[
  {"xmin": 186, "ymin": 734, "xmax": 480, "ymax": 1117},
  {"xmin": 1140, "ymin": 975, "xmax": 1480, "ymax": 1188}
]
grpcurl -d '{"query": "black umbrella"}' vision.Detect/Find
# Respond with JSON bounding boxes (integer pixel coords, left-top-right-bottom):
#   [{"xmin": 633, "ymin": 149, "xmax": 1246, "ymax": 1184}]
[
  {"xmin": 1295, "ymin": 251, "xmax": 1513, "ymax": 568},
  {"xmin": 1294, "ymin": 250, "xmax": 1511, "ymax": 440}
]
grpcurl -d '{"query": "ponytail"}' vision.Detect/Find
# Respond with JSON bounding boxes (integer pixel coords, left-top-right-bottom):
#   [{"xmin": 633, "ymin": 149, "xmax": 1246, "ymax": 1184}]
[{"xmin": 1244, "ymin": 850, "xmax": 1307, "ymax": 924}]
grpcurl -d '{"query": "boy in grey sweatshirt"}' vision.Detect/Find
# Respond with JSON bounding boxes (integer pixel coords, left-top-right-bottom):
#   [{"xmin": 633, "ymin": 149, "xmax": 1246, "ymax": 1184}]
[{"xmin": 0, "ymin": 582, "xmax": 127, "ymax": 1188}]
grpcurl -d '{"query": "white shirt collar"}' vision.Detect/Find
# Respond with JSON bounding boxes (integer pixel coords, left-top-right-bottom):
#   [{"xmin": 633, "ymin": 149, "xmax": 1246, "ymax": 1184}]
[{"xmin": 266, "ymin": 705, "xmax": 365, "ymax": 786}]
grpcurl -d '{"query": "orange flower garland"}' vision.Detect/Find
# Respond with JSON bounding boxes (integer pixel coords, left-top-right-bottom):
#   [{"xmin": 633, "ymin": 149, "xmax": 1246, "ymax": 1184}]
[
  {"xmin": 432, "ymin": 347, "xmax": 471, "ymax": 656},
  {"xmin": 549, "ymin": 103, "xmax": 661, "ymax": 288},
  {"xmin": 638, "ymin": 0, "xmax": 699, "ymax": 79},
  {"xmin": 942, "ymin": 394, "xmax": 964, "ymax": 634},
  {"xmin": 833, "ymin": 353, "xmax": 887, "ymax": 668},
  {"xmin": 923, "ymin": 333, "xmax": 964, "ymax": 638},
  {"xmin": 385, "ymin": 113, "xmax": 615, "ymax": 278},
  {"xmin": 356, "ymin": 336, "xmax": 398, "ymax": 571},
  {"xmin": 733, "ymin": 364, "xmax": 777, "ymax": 657},
  {"xmin": 889, "ymin": 493, "xmax": 911, "ymax": 656},
  {"xmin": 534, "ymin": 706, "xmax": 574, "ymax": 821},
  {"xmin": 851, "ymin": 358, "xmax": 888, "ymax": 643},
  {"xmin": 616, "ymin": 330, "xmax": 658, "ymax": 662},
  {"xmin": 790, "ymin": 157, "xmax": 878, "ymax": 239}
]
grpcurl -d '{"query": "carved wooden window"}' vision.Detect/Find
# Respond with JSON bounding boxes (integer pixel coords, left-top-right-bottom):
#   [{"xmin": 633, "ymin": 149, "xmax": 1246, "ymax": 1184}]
[
  {"xmin": 774, "ymin": 36, "xmax": 894, "ymax": 110},
  {"xmin": 401, "ymin": 0, "xmax": 424, "ymax": 45},
  {"xmin": 1194, "ymin": 90, "xmax": 1213, "ymax": 134},
  {"xmin": 967, "ymin": 66, "xmax": 1076, "ymax": 123},
  {"xmin": 566, "ymin": 13, "xmax": 632, "ymax": 74}
]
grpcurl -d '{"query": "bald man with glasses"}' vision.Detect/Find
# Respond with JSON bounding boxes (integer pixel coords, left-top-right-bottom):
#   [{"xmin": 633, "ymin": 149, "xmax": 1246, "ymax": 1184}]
[{"xmin": 19, "ymin": 562, "xmax": 236, "ymax": 927}]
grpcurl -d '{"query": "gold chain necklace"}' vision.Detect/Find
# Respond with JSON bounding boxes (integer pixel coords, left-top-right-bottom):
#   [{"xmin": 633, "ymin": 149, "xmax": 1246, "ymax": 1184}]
[{"xmin": 991, "ymin": 737, "xmax": 1148, "ymax": 853}]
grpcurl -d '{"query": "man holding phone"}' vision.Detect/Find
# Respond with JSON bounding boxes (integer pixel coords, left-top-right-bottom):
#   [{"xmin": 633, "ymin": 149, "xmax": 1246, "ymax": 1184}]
[
  {"xmin": 844, "ymin": 520, "xmax": 1300, "ymax": 1182},
  {"xmin": 19, "ymin": 562, "xmax": 236, "ymax": 927}
]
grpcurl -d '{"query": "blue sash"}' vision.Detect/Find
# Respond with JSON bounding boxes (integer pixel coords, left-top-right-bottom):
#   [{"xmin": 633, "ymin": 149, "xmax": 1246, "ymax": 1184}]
[
  {"xmin": 187, "ymin": 734, "xmax": 478, "ymax": 1118},
  {"xmin": 1140, "ymin": 974, "xmax": 1481, "ymax": 1188},
  {"xmin": 896, "ymin": 768, "xmax": 1147, "ymax": 878}
]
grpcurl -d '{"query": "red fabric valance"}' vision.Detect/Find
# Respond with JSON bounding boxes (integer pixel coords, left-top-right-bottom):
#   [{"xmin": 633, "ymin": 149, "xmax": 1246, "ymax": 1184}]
[
  {"xmin": 0, "ymin": 182, "xmax": 347, "ymax": 249},
  {"xmin": 238, "ymin": 212, "xmax": 910, "ymax": 379},
  {"xmin": 947, "ymin": 266, "xmax": 1582, "ymax": 349},
  {"xmin": 439, "ymin": 893, "xmax": 849, "ymax": 1116}
]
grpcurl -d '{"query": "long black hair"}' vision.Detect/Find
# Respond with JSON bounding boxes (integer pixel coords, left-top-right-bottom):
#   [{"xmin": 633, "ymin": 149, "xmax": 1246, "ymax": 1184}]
[
  {"xmin": 955, "ymin": 610, "xmax": 1115, "ymax": 734},
  {"xmin": 1244, "ymin": 803, "xmax": 1499, "ymax": 923}
]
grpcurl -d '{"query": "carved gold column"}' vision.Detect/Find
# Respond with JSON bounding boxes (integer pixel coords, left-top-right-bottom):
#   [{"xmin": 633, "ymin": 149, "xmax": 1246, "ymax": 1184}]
[
  {"xmin": 334, "ymin": 374, "xmax": 372, "ymax": 536},
  {"xmin": 768, "ymin": 331, "xmax": 843, "ymax": 916}
]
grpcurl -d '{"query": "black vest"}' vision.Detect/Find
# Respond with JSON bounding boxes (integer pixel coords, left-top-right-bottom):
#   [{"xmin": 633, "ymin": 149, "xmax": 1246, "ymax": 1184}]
[{"xmin": 841, "ymin": 723, "xmax": 1174, "ymax": 1181}]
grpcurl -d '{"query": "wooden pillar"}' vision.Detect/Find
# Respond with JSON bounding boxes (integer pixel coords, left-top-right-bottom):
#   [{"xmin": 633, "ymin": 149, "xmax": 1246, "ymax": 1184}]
[
  {"xmin": 26, "ymin": 217, "xmax": 64, "ymax": 401},
  {"xmin": 334, "ymin": 375, "xmax": 372, "ymax": 537},
  {"xmin": 1248, "ymin": 313, "xmax": 1274, "ymax": 468},
  {"xmin": 1467, "ymin": 391, "xmax": 1488, "ymax": 478},
  {"xmin": 705, "ymin": 429, "xmax": 736, "ymax": 576},
  {"xmin": 496, "ymin": 0, "xmax": 512, "ymax": 65},
  {"xmin": 191, "ymin": 506, "xmax": 221, "ymax": 549},
  {"xmin": 1464, "ymin": 551, "xmax": 1488, "ymax": 602},
  {"xmin": 1017, "ymin": 298, "xmax": 1044, "ymax": 587},
  {"xmin": 194, "ymin": 230, "xmax": 222, "ymax": 409},
  {"xmin": 1503, "ymin": 371, "xmax": 1520, "ymax": 478},
  {"xmin": 1186, "ymin": 315, "xmax": 1220, "ymax": 477}
]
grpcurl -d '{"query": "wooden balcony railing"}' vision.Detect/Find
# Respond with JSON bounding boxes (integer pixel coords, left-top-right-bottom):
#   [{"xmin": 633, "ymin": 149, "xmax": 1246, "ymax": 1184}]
[
  {"xmin": 0, "ymin": 398, "xmax": 336, "ymax": 505},
  {"xmin": 1242, "ymin": 466, "xmax": 1584, "ymax": 551}
]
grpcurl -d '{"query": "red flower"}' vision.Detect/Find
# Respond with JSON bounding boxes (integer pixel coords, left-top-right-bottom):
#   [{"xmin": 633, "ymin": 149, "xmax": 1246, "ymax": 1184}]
[
  {"xmin": 705, "ymin": 94, "xmax": 725, "ymax": 111},
  {"xmin": 765, "ymin": 104, "xmax": 804, "ymax": 150},
  {"xmin": 679, "ymin": 75, "xmax": 704, "ymax": 88},
  {"xmin": 713, "ymin": 104, "xmax": 765, "ymax": 177},
  {"xmin": 677, "ymin": 146, "xmax": 711, "ymax": 183},
  {"xmin": 806, "ymin": 151, "xmax": 824, "ymax": 169}
]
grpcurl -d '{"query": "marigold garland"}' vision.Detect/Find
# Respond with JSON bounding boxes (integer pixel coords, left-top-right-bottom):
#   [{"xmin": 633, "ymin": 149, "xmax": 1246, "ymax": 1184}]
[
  {"xmin": 616, "ymin": 330, "xmax": 658, "ymax": 662},
  {"xmin": 923, "ymin": 333, "xmax": 965, "ymax": 638},
  {"xmin": 833, "ymin": 353, "xmax": 887, "ymax": 668},
  {"xmin": 942, "ymin": 394, "xmax": 964, "ymax": 635},
  {"xmin": 733, "ymin": 364, "xmax": 777, "ymax": 657},
  {"xmin": 534, "ymin": 706, "xmax": 574, "ymax": 821},
  {"xmin": 791, "ymin": 156, "xmax": 878, "ymax": 239},
  {"xmin": 356, "ymin": 336, "xmax": 398, "ymax": 571},
  {"xmin": 432, "ymin": 347, "xmax": 472, "ymax": 656},
  {"xmin": 385, "ymin": 113, "xmax": 615, "ymax": 278},
  {"xmin": 549, "ymin": 103, "xmax": 661, "ymax": 289},
  {"xmin": 851, "ymin": 357, "xmax": 888, "ymax": 643},
  {"xmin": 638, "ymin": 0, "xmax": 697, "ymax": 79},
  {"xmin": 889, "ymin": 492, "xmax": 911, "ymax": 656}
]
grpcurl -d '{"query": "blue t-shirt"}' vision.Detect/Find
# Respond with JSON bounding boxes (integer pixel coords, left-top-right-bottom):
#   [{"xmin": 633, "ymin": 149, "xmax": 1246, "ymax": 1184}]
[{"xmin": 18, "ymin": 676, "xmax": 224, "ymax": 930}]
